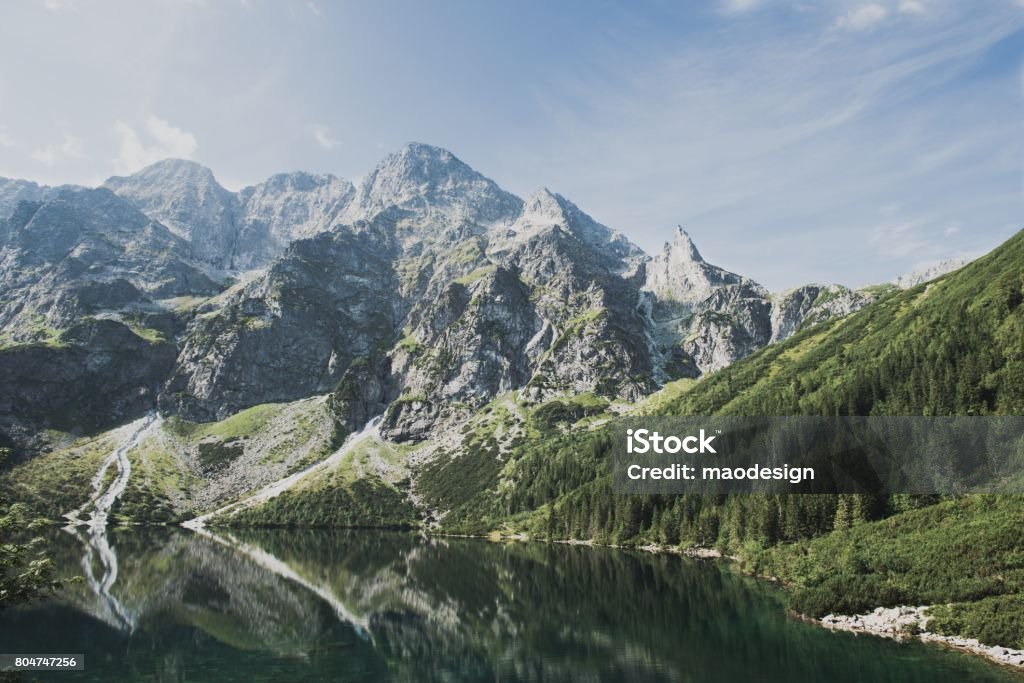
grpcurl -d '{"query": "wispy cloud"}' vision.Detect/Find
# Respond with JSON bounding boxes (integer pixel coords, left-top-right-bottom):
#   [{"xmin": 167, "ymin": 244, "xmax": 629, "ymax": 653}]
[
  {"xmin": 312, "ymin": 124, "xmax": 340, "ymax": 150},
  {"xmin": 835, "ymin": 4, "xmax": 889, "ymax": 31},
  {"xmin": 31, "ymin": 134, "xmax": 85, "ymax": 165},
  {"xmin": 720, "ymin": 0, "xmax": 761, "ymax": 14},
  {"xmin": 0, "ymin": 125, "xmax": 13, "ymax": 148},
  {"xmin": 306, "ymin": 1, "xmax": 321, "ymax": 17},
  {"xmin": 38, "ymin": 0, "xmax": 79, "ymax": 12},
  {"xmin": 517, "ymin": 4, "xmax": 1022, "ymax": 287},
  {"xmin": 899, "ymin": 0, "xmax": 927, "ymax": 15},
  {"xmin": 112, "ymin": 116, "xmax": 197, "ymax": 174}
]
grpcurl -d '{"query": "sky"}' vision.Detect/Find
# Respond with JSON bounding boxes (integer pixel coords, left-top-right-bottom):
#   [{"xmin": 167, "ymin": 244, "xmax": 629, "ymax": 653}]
[{"xmin": 0, "ymin": 0, "xmax": 1021, "ymax": 289}]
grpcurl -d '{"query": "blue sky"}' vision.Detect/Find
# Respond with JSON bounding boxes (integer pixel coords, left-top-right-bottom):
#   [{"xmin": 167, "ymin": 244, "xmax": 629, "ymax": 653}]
[{"xmin": 0, "ymin": 0, "xmax": 1020, "ymax": 289}]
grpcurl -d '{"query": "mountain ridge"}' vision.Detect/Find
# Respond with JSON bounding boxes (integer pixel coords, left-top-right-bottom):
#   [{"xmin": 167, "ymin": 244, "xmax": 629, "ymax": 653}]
[{"xmin": 0, "ymin": 142, "xmax": 964, "ymax": 456}]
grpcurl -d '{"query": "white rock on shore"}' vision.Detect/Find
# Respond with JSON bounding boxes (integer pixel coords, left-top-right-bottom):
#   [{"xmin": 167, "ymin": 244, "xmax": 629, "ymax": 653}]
[{"xmin": 819, "ymin": 605, "xmax": 1024, "ymax": 669}]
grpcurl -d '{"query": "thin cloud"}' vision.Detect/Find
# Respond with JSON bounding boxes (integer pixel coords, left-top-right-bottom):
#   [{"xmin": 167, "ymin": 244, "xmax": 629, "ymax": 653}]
[
  {"xmin": 518, "ymin": 4, "xmax": 1021, "ymax": 288},
  {"xmin": 112, "ymin": 116, "xmax": 197, "ymax": 174},
  {"xmin": 312, "ymin": 124, "xmax": 340, "ymax": 150},
  {"xmin": 899, "ymin": 0, "xmax": 927, "ymax": 15},
  {"xmin": 836, "ymin": 4, "xmax": 889, "ymax": 31},
  {"xmin": 868, "ymin": 216, "xmax": 933, "ymax": 259},
  {"xmin": 0, "ymin": 126, "xmax": 13, "ymax": 148},
  {"xmin": 39, "ymin": 0, "xmax": 79, "ymax": 12},
  {"xmin": 720, "ymin": 0, "xmax": 761, "ymax": 14},
  {"xmin": 31, "ymin": 134, "xmax": 85, "ymax": 165}
]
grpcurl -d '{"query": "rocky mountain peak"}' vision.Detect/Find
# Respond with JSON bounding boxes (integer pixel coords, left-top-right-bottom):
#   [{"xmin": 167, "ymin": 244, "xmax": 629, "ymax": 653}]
[
  {"xmin": 505, "ymin": 188, "xmax": 632, "ymax": 255},
  {"xmin": 521, "ymin": 187, "xmax": 570, "ymax": 224},
  {"xmin": 668, "ymin": 226, "xmax": 703, "ymax": 263},
  {"xmin": 104, "ymin": 158, "xmax": 238, "ymax": 267},
  {"xmin": 643, "ymin": 228, "xmax": 747, "ymax": 306},
  {"xmin": 106, "ymin": 158, "xmax": 223, "ymax": 195},
  {"xmin": 345, "ymin": 142, "xmax": 522, "ymax": 227},
  {"xmin": 250, "ymin": 170, "xmax": 349, "ymax": 195}
]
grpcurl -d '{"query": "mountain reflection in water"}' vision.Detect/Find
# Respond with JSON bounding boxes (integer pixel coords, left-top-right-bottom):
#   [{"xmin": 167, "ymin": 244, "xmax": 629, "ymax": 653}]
[{"xmin": 0, "ymin": 526, "xmax": 1017, "ymax": 682}]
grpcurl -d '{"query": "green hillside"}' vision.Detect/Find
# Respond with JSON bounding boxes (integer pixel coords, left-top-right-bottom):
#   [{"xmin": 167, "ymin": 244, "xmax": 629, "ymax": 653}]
[
  {"xmin": 423, "ymin": 230, "xmax": 1024, "ymax": 646},
  {"xmin": 662, "ymin": 229, "xmax": 1024, "ymax": 418}
]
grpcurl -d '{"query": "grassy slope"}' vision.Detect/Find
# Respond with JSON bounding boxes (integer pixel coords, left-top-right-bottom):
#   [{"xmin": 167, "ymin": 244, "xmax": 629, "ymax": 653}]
[
  {"xmin": 0, "ymin": 398, "xmax": 341, "ymax": 523},
  {"xmin": 225, "ymin": 435, "xmax": 418, "ymax": 528},
  {"xmin": 0, "ymin": 432, "xmax": 123, "ymax": 518}
]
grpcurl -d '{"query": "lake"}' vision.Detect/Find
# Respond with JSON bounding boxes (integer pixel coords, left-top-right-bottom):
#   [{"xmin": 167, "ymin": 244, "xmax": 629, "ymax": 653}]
[{"xmin": 0, "ymin": 527, "xmax": 1018, "ymax": 682}]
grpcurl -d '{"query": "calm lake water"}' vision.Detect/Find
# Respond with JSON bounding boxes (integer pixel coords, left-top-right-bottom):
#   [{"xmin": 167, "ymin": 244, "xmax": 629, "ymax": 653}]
[{"xmin": 0, "ymin": 527, "xmax": 1018, "ymax": 682}]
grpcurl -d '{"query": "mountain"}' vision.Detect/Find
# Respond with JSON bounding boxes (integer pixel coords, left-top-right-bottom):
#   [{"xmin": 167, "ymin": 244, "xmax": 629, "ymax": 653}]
[
  {"xmin": 0, "ymin": 142, "xmax": 874, "ymax": 455},
  {"xmin": 387, "ymin": 228, "xmax": 1022, "ymax": 648},
  {"xmin": 234, "ymin": 171, "xmax": 354, "ymax": 270},
  {"xmin": 342, "ymin": 142, "xmax": 522, "ymax": 228},
  {"xmin": 0, "ymin": 178, "xmax": 57, "ymax": 227},
  {"xmin": 664, "ymin": 230, "xmax": 1022, "ymax": 418},
  {"xmin": 104, "ymin": 159, "xmax": 240, "ymax": 268},
  {"xmin": 105, "ymin": 160, "xmax": 357, "ymax": 271},
  {"xmin": 894, "ymin": 255, "xmax": 972, "ymax": 289},
  {"xmin": 2, "ymin": 145, "xmax": 1021, "ymax": 661},
  {"xmin": 0, "ymin": 187, "xmax": 219, "ymax": 451},
  {"xmin": 0, "ymin": 187, "xmax": 219, "ymax": 339},
  {"xmin": 641, "ymin": 226, "xmax": 870, "ymax": 376},
  {"xmin": 393, "ymin": 228, "xmax": 1023, "ymax": 540},
  {"xmin": 160, "ymin": 219, "xmax": 402, "ymax": 422}
]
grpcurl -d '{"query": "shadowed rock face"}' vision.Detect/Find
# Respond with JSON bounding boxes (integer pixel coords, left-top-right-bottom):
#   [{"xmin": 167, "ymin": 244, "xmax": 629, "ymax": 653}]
[
  {"xmin": 0, "ymin": 188, "xmax": 220, "ymax": 450},
  {"xmin": 2, "ymin": 143, "xmax": 874, "ymax": 451},
  {"xmin": 0, "ymin": 319, "xmax": 176, "ymax": 454},
  {"xmin": 160, "ymin": 220, "xmax": 403, "ymax": 422}
]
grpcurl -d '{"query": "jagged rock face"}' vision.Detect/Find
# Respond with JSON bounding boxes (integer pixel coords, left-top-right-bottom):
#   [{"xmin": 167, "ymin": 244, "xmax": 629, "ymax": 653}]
[
  {"xmin": 234, "ymin": 172, "xmax": 355, "ymax": 270},
  {"xmin": 641, "ymin": 227, "xmax": 872, "ymax": 376},
  {"xmin": 0, "ymin": 178, "xmax": 64, "ymax": 231},
  {"xmin": 0, "ymin": 188, "xmax": 219, "ymax": 340},
  {"xmin": 330, "ymin": 355, "xmax": 396, "ymax": 435},
  {"xmin": 160, "ymin": 221, "xmax": 402, "ymax": 421},
  {"xmin": 770, "ymin": 284, "xmax": 871, "ymax": 342},
  {"xmin": 679, "ymin": 284, "xmax": 774, "ymax": 374},
  {"xmin": 383, "ymin": 266, "xmax": 543, "ymax": 441},
  {"xmin": 643, "ymin": 227, "xmax": 751, "ymax": 305},
  {"xmin": 106, "ymin": 162, "xmax": 358, "ymax": 271},
  {"xmin": 0, "ymin": 319, "xmax": 177, "ymax": 454},
  {"xmin": 105, "ymin": 160, "xmax": 240, "ymax": 268},
  {"xmin": 490, "ymin": 189, "xmax": 646, "ymax": 283}
]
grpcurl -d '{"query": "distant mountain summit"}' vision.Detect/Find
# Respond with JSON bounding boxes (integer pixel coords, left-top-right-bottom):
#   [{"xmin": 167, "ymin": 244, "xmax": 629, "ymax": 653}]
[
  {"xmin": 894, "ymin": 256, "xmax": 972, "ymax": 289},
  {"xmin": 343, "ymin": 142, "xmax": 522, "ymax": 228},
  {"xmin": 105, "ymin": 159, "xmax": 238, "ymax": 263}
]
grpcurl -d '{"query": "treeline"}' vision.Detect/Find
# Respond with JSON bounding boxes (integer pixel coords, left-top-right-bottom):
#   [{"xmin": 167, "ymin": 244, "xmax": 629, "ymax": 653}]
[
  {"xmin": 439, "ymin": 426, "xmax": 935, "ymax": 552},
  {"xmin": 225, "ymin": 478, "xmax": 417, "ymax": 528},
  {"xmin": 439, "ymin": 231, "xmax": 1024, "ymax": 556}
]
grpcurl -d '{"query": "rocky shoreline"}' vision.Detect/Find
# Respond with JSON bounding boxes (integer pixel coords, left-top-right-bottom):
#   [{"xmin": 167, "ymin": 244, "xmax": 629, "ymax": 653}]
[{"xmin": 819, "ymin": 606, "xmax": 1024, "ymax": 670}]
